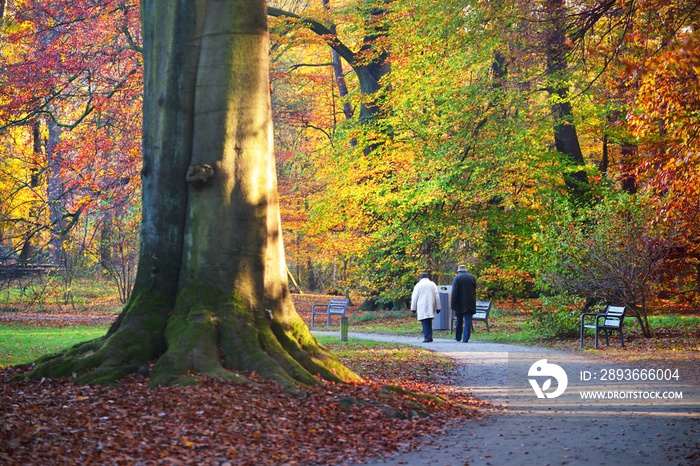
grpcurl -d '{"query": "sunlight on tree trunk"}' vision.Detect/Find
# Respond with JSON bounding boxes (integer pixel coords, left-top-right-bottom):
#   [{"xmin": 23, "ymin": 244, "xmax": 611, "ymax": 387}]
[{"xmin": 23, "ymin": 0, "xmax": 359, "ymax": 388}]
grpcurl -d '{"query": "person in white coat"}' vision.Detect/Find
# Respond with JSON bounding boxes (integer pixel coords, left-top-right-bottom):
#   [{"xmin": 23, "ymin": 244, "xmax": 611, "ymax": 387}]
[{"xmin": 410, "ymin": 272, "xmax": 441, "ymax": 343}]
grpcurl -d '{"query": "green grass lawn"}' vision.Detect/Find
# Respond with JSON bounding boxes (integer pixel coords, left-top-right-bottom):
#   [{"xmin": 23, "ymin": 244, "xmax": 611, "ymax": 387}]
[
  {"xmin": 0, "ymin": 324, "xmax": 109, "ymax": 368},
  {"xmin": 2, "ymin": 289, "xmax": 697, "ymax": 374},
  {"xmin": 326, "ymin": 307, "xmax": 540, "ymax": 343},
  {"xmin": 1, "ymin": 327, "xmax": 449, "ymax": 373},
  {"xmin": 333, "ymin": 304, "xmax": 700, "ymax": 352},
  {"xmin": 315, "ymin": 334, "xmax": 453, "ymax": 367}
]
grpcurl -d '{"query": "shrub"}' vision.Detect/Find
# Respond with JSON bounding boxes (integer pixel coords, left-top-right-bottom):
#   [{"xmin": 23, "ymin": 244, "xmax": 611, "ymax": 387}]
[{"xmin": 526, "ymin": 295, "xmax": 587, "ymax": 339}]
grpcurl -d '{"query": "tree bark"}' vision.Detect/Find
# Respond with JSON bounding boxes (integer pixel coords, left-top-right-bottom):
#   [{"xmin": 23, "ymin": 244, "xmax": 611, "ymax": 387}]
[
  {"xmin": 23, "ymin": 0, "xmax": 358, "ymax": 388},
  {"xmin": 322, "ymin": 0, "xmax": 353, "ymax": 120},
  {"xmin": 46, "ymin": 118, "xmax": 66, "ymax": 264},
  {"xmin": 543, "ymin": 0, "xmax": 589, "ymax": 202}
]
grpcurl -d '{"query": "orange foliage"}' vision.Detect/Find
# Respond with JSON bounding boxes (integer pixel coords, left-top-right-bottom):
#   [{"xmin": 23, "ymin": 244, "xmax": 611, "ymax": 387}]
[{"xmin": 627, "ymin": 34, "xmax": 700, "ymax": 264}]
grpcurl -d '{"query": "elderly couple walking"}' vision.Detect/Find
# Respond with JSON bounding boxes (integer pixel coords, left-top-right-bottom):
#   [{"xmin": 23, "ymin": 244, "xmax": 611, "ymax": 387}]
[{"xmin": 410, "ymin": 265, "xmax": 477, "ymax": 343}]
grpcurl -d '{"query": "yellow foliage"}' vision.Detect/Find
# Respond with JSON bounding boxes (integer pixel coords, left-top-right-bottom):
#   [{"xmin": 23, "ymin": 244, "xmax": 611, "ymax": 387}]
[{"xmin": 0, "ymin": 125, "xmax": 50, "ymax": 254}]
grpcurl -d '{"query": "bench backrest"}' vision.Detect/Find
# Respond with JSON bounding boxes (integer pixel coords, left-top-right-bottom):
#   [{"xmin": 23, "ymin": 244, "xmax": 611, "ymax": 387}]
[
  {"xmin": 603, "ymin": 305, "xmax": 625, "ymax": 328},
  {"xmin": 328, "ymin": 298, "xmax": 349, "ymax": 313},
  {"xmin": 474, "ymin": 301, "xmax": 491, "ymax": 319}
]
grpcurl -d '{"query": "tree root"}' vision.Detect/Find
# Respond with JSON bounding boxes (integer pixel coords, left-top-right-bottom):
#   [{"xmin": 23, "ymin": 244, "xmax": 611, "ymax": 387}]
[
  {"xmin": 17, "ymin": 291, "xmax": 169, "ymax": 385},
  {"xmin": 15, "ymin": 287, "xmax": 359, "ymax": 388}
]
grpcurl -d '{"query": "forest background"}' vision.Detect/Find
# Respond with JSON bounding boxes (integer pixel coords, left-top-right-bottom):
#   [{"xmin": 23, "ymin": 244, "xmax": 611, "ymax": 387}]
[{"xmin": 1, "ymin": 0, "xmax": 699, "ymax": 339}]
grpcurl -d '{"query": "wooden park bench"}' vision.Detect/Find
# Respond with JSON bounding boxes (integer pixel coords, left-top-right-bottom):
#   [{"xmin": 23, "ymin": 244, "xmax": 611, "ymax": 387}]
[
  {"xmin": 0, "ymin": 263, "xmax": 59, "ymax": 280},
  {"xmin": 580, "ymin": 305, "xmax": 626, "ymax": 349},
  {"xmin": 451, "ymin": 300, "xmax": 492, "ymax": 333},
  {"xmin": 311, "ymin": 297, "xmax": 350, "ymax": 327}
]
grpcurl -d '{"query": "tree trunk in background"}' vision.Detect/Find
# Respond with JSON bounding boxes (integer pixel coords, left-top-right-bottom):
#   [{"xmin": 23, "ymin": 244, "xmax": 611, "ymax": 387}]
[
  {"xmin": 99, "ymin": 212, "xmax": 113, "ymax": 268},
  {"xmin": 355, "ymin": 0, "xmax": 390, "ymax": 123},
  {"xmin": 618, "ymin": 142, "xmax": 638, "ymax": 194},
  {"xmin": 26, "ymin": 0, "xmax": 358, "ymax": 388},
  {"xmin": 18, "ymin": 119, "xmax": 43, "ymax": 264},
  {"xmin": 322, "ymin": 0, "xmax": 353, "ymax": 120},
  {"xmin": 46, "ymin": 118, "xmax": 66, "ymax": 264},
  {"xmin": 307, "ymin": 258, "xmax": 319, "ymax": 292},
  {"xmin": 268, "ymin": 1, "xmax": 390, "ymax": 123},
  {"xmin": 543, "ymin": 0, "xmax": 589, "ymax": 202}
]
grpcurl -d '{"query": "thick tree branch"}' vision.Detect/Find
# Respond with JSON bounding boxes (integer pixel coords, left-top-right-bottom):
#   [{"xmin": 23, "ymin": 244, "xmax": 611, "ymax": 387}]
[{"xmin": 268, "ymin": 6, "xmax": 356, "ymax": 66}]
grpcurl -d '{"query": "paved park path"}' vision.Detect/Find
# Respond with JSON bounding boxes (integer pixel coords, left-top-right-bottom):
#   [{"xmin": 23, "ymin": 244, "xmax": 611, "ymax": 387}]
[{"xmin": 312, "ymin": 331, "xmax": 700, "ymax": 466}]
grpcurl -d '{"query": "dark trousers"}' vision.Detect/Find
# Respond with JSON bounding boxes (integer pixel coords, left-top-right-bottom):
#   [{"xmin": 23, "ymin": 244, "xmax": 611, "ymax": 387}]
[
  {"xmin": 454, "ymin": 313, "xmax": 473, "ymax": 342},
  {"xmin": 420, "ymin": 318, "xmax": 433, "ymax": 341}
]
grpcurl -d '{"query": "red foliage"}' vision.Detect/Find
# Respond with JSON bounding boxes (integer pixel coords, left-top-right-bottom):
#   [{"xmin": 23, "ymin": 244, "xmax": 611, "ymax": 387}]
[{"xmin": 1, "ymin": 0, "xmax": 143, "ymax": 218}]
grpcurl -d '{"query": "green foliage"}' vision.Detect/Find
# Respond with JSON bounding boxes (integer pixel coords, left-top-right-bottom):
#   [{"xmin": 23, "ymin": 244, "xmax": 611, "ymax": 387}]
[
  {"xmin": 3, "ymin": 0, "xmax": 698, "ymax": 309},
  {"xmin": 532, "ymin": 191, "xmax": 674, "ymax": 336},
  {"xmin": 272, "ymin": 0, "xmax": 700, "ymax": 304},
  {"xmin": 525, "ymin": 295, "xmax": 586, "ymax": 340},
  {"xmin": 648, "ymin": 314, "xmax": 700, "ymax": 331},
  {"xmin": 283, "ymin": 0, "xmax": 568, "ymax": 299}
]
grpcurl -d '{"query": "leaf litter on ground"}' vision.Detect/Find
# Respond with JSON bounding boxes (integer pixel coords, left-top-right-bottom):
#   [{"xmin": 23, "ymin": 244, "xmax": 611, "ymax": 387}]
[{"xmin": 0, "ymin": 343, "xmax": 486, "ymax": 465}]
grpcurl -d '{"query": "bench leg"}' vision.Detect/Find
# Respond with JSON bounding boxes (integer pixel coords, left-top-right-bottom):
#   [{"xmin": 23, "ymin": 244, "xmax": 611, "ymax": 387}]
[
  {"xmin": 594, "ymin": 328, "xmax": 599, "ymax": 349},
  {"xmin": 484, "ymin": 319, "xmax": 490, "ymax": 332},
  {"xmin": 604, "ymin": 329, "xmax": 610, "ymax": 347},
  {"xmin": 619, "ymin": 330, "xmax": 624, "ymax": 347}
]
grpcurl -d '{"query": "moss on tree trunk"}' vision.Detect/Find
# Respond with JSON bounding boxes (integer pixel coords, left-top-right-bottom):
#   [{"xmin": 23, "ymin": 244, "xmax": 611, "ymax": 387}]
[
  {"xmin": 18, "ymin": 0, "xmax": 360, "ymax": 389},
  {"xmin": 24, "ymin": 290, "xmax": 169, "ymax": 384},
  {"xmin": 22, "ymin": 284, "xmax": 358, "ymax": 387}
]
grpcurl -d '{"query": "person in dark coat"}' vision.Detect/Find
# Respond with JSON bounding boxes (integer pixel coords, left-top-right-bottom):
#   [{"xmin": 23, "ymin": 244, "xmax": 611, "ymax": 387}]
[{"xmin": 451, "ymin": 264, "xmax": 477, "ymax": 342}]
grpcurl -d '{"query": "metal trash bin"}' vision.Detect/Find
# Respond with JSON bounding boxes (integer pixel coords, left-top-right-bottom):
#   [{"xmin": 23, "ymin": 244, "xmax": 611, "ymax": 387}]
[{"xmin": 435, "ymin": 285, "xmax": 452, "ymax": 330}]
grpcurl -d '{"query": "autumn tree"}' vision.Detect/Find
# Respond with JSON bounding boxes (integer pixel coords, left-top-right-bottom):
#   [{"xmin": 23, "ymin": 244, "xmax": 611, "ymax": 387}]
[
  {"xmin": 537, "ymin": 192, "xmax": 675, "ymax": 337},
  {"xmin": 539, "ymin": 0, "xmax": 590, "ymax": 202},
  {"xmin": 268, "ymin": 0, "xmax": 393, "ymax": 294},
  {"xmin": 628, "ymin": 33, "xmax": 700, "ymax": 299},
  {"xmin": 268, "ymin": 0, "xmax": 349, "ymax": 292},
  {"xmin": 23, "ymin": 0, "xmax": 358, "ymax": 387},
  {"xmin": 298, "ymin": 0, "xmax": 566, "ymax": 300},
  {"xmin": 545, "ymin": 0, "xmax": 700, "ymax": 304},
  {"xmin": 264, "ymin": 0, "xmax": 699, "ymax": 308},
  {"xmin": 269, "ymin": 0, "xmax": 390, "ymax": 123},
  {"xmin": 0, "ymin": 0, "xmax": 143, "ymax": 279}
]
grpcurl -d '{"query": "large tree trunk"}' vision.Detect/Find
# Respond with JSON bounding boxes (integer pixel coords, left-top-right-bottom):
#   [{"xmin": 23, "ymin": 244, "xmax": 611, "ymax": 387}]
[{"xmin": 24, "ymin": 0, "xmax": 358, "ymax": 388}]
